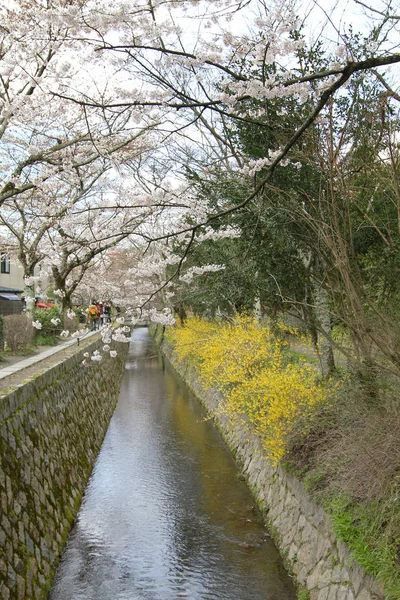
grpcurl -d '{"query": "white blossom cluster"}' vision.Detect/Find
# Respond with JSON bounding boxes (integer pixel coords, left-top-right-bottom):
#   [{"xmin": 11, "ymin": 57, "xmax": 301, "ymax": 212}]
[
  {"xmin": 179, "ymin": 264, "xmax": 226, "ymax": 284},
  {"xmin": 195, "ymin": 227, "xmax": 241, "ymax": 243},
  {"xmin": 71, "ymin": 329, "xmax": 88, "ymax": 338},
  {"xmin": 239, "ymin": 152, "xmax": 305, "ymax": 177},
  {"xmin": 148, "ymin": 308, "xmax": 176, "ymax": 326},
  {"xmin": 112, "ymin": 328, "xmax": 131, "ymax": 343},
  {"xmin": 82, "ymin": 321, "xmax": 131, "ymax": 365},
  {"xmin": 90, "ymin": 350, "xmax": 103, "ymax": 363},
  {"xmin": 24, "ymin": 276, "xmax": 40, "ymax": 287}
]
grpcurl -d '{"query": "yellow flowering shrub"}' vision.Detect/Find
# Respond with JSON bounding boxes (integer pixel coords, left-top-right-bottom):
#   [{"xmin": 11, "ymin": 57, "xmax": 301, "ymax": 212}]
[
  {"xmin": 167, "ymin": 315, "xmax": 330, "ymax": 465},
  {"xmin": 226, "ymin": 363, "xmax": 327, "ymax": 464},
  {"xmin": 165, "ymin": 316, "xmax": 218, "ymax": 363}
]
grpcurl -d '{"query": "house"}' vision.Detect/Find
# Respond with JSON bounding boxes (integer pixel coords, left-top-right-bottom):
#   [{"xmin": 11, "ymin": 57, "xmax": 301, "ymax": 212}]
[
  {"xmin": 0, "ymin": 250, "xmax": 24, "ymax": 315},
  {"xmin": 0, "ymin": 285, "xmax": 23, "ymax": 315},
  {"xmin": 0, "ymin": 247, "xmax": 54, "ymax": 315},
  {"xmin": 0, "ymin": 249, "xmax": 25, "ymax": 291}
]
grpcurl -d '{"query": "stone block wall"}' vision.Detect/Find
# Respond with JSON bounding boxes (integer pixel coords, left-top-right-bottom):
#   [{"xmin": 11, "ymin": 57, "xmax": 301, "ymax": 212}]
[
  {"xmin": 160, "ymin": 338, "xmax": 384, "ymax": 600},
  {"xmin": 0, "ymin": 339, "xmax": 128, "ymax": 599}
]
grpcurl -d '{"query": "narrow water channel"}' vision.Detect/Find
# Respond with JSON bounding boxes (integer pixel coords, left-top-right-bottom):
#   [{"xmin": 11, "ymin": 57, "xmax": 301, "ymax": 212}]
[{"xmin": 50, "ymin": 328, "xmax": 297, "ymax": 600}]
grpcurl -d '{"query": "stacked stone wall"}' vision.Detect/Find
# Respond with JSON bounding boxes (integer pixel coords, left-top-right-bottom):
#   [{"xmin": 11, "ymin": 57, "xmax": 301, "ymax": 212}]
[
  {"xmin": 159, "ymin": 336, "xmax": 384, "ymax": 600},
  {"xmin": 0, "ymin": 339, "xmax": 128, "ymax": 599}
]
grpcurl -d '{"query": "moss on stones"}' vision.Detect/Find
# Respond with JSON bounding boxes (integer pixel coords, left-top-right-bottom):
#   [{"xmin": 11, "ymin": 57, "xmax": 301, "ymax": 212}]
[{"xmin": 0, "ymin": 338, "xmax": 129, "ymax": 599}]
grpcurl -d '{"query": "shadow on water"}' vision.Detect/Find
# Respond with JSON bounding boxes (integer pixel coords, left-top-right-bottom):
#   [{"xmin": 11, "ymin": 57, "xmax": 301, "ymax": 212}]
[{"xmin": 50, "ymin": 328, "xmax": 297, "ymax": 600}]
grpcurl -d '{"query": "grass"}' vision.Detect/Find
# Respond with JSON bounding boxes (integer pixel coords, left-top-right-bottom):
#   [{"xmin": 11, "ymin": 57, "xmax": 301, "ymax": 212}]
[
  {"xmin": 3, "ymin": 343, "xmax": 37, "ymax": 356},
  {"xmin": 302, "ymin": 467, "xmax": 329, "ymax": 494},
  {"xmin": 296, "ymin": 588, "xmax": 310, "ymax": 600},
  {"xmin": 35, "ymin": 334, "xmax": 59, "ymax": 346},
  {"xmin": 286, "ymin": 369, "xmax": 400, "ymax": 600},
  {"xmin": 282, "ymin": 347, "xmax": 318, "ymax": 366},
  {"xmin": 328, "ymin": 495, "xmax": 400, "ymax": 600}
]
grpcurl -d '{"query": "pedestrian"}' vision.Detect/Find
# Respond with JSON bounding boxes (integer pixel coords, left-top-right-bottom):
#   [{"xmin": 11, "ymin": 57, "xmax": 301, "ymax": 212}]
[
  {"xmin": 103, "ymin": 302, "xmax": 111, "ymax": 323},
  {"xmin": 87, "ymin": 302, "xmax": 99, "ymax": 331},
  {"xmin": 98, "ymin": 303, "xmax": 104, "ymax": 327}
]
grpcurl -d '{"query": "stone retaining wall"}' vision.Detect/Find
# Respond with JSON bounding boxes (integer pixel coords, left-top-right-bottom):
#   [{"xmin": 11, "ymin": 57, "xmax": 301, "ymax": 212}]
[
  {"xmin": 0, "ymin": 338, "xmax": 128, "ymax": 599},
  {"xmin": 160, "ymin": 337, "xmax": 384, "ymax": 600}
]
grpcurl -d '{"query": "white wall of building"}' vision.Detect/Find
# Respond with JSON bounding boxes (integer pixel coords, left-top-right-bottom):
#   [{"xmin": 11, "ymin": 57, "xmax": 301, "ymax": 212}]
[{"xmin": 0, "ymin": 251, "xmax": 25, "ymax": 291}]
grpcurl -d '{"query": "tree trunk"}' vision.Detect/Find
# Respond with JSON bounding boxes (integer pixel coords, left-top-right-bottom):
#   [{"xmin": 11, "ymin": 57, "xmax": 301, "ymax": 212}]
[
  {"xmin": 62, "ymin": 294, "xmax": 72, "ymax": 313},
  {"xmin": 24, "ymin": 282, "xmax": 36, "ymax": 319},
  {"xmin": 303, "ymin": 281, "xmax": 318, "ymax": 350},
  {"xmin": 254, "ymin": 296, "xmax": 262, "ymax": 326},
  {"xmin": 312, "ymin": 278, "xmax": 335, "ymax": 378}
]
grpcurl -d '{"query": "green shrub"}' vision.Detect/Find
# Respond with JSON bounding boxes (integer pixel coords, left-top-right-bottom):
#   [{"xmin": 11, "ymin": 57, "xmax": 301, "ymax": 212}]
[
  {"xmin": 73, "ymin": 307, "xmax": 87, "ymax": 324},
  {"xmin": 33, "ymin": 306, "xmax": 62, "ymax": 338}
]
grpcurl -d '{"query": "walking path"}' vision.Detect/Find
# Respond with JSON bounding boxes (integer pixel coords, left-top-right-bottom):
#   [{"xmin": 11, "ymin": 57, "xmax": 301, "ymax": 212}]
[
  {"xmin": 0, "ymin": 331, "xmax": 99, "ymax": 393},
  {"xmin": 290, "ymin": 341, "xmax": 348, "ymax": 369}
]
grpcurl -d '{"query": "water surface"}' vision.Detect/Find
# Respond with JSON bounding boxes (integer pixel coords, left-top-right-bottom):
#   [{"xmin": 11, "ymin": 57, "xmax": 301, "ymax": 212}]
[{"xmin": 50, "ymin": 328, "xmax": 296, "ymax": 600}]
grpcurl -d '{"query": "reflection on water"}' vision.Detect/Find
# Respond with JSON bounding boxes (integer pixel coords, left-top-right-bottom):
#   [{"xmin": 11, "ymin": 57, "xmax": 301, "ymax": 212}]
[{"xmin": 50, "ymin": 328, "xmax": 296, "ymax": 600}]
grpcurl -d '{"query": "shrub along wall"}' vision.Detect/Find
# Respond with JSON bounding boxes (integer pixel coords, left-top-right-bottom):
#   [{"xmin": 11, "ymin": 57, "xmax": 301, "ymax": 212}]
[
  {"xmin": 0, "ymin": 338, "xmax": 128, "ymax": 600},
  {"xmin": 157, "ymin": 330, "xmax": 384, "ymax": 600}
]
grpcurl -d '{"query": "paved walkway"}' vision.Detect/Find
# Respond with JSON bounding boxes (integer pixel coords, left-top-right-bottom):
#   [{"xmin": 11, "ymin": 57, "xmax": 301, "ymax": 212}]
[{"xmin": 0, "ymin": 331, "xmax": 99, "ymax": 381}]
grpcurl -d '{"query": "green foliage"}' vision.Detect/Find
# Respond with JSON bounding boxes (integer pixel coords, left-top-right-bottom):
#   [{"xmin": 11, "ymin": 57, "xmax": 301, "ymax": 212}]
[
  {"xmin": 329, "ymin": 496, "xmax": 400, "ymax": 600},
  {"xmin": 35, "ymin": 334, "xmax": 59, "ymax": 346},
  {"xmin": 17, "ymin": 344, "xmax": 36, "ymax": 355},
  {"xmin": 282, "ymin": 348, "xmax": 318, "ymax": 366},
  {"xmin": 173, "ymin": 32, "xmax": 400, "ymax": 377},
  {"xmin": 302, "ymin": 468, "xmax": 328, "ymax": 494},
  {"xmin": 296, "ymin": 588, "xmax": 310, "ymax": 600},
  {"xmin": 169, "ymin": 170, "xmax": 310, "ymax": 320},
  {"xmin": 0, "ymin": 314, "xmax": 4, "ymax": 350},
  {"xmin": 74, "ymin": 307, "xmax": 87, "ymax": 323},
  {"xmin": 33, "ymin": 306, "xmax": 62, "ymax": 339}
]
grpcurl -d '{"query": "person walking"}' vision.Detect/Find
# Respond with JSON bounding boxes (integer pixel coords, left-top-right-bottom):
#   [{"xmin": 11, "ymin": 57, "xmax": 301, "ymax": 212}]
[
  {"xmin": 103, "ymin": 302, "xmax": 111, "ymax": 323},
  {"xmin": 97, "ymin": 303, "xmax": 104, "ymax": 327},
  {"xmin": 88, "ymin": 303, "xmax": 99, "ymax": 331}
]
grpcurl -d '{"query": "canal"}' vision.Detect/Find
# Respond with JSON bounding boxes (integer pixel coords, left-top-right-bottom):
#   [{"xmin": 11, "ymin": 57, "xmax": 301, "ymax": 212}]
[{"xmin": 50, "ymin": 328, "xmax": 297, "ymax": 600}]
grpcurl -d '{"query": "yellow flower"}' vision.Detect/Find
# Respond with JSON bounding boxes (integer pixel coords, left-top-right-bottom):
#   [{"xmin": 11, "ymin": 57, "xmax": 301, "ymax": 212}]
[{"xmin": 168, "ymin": 315, "xmax": 334, "ymax": 466}]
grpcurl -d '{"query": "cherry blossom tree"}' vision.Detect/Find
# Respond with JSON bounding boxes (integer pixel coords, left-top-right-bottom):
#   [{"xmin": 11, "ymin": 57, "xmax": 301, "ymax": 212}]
[
  {"xmin": 66, "ymin": 0, "xmax": 399, "ymax": 186},
  {"xmin": 2, "ymin": 0, "xmax": 400, "ymax": 349}
]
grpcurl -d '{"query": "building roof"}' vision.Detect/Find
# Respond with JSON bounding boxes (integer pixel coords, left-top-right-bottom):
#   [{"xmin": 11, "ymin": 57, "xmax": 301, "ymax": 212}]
[
  {"xmin": 0, "ymin": 285, "xmax": 23, "ymax": 293},
  {"xmin": 0, "ymin": 293, "xmax": 21, "ymax": 301}
]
